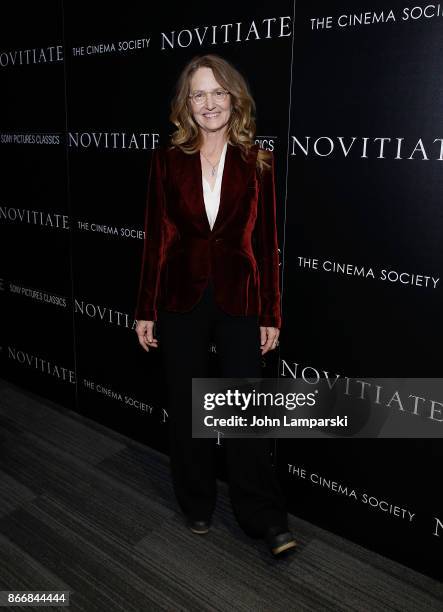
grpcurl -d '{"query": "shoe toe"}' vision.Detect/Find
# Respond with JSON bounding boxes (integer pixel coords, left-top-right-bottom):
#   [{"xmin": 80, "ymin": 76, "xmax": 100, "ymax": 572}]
[
  {"xmin": 187, "ymin": 518, "xmax": 211, "ymax": 534},
  {"xmin": 265, "ymin": 526, "xmax": 297, "ymax": 556}
]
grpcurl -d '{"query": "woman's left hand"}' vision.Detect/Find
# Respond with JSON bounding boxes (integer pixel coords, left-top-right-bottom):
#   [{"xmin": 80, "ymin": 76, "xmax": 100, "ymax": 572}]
[{"xmin": 260, "ymin": 326, "xmax": 280, "ymax": 355}]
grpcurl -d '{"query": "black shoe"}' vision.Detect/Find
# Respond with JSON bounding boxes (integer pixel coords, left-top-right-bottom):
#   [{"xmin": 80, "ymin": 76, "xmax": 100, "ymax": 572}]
[
  {"xmin": 187, "ymin": 517, "xmax": 211, "ymax": 535},
  {"xmin": 265, "ymin": 525, "xmax": 297, "ymax": 556}
]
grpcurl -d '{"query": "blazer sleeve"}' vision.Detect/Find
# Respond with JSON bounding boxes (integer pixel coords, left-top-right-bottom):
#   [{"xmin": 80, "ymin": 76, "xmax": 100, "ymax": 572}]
[
  {"xmin": 134, "ymin": 147, "xmax": 166, "ymax": 322},
  {"xmin": 253, "ymin": 151, "xmax": 282, "ymax": 329}
]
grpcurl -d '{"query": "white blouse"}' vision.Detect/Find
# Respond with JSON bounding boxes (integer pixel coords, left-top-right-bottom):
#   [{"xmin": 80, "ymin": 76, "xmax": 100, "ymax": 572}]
[{"xmin": 202, "ymin": 141, "xmax": 228, "ymax": 230}]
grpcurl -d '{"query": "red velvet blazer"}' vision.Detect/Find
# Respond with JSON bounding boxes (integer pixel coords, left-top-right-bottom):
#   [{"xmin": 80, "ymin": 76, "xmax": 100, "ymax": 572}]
[{"xmin": 134, "ymin": 141, "xmax": 282, "ymax": 328}]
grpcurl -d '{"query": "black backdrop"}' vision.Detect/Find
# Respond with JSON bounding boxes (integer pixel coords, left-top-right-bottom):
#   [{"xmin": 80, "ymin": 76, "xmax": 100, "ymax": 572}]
[{"xmin": 1, "ymin": 1, "xmax": 441, "ymax": 581}]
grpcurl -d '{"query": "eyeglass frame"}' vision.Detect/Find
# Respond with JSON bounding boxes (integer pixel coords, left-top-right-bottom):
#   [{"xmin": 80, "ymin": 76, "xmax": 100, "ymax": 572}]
[{"xmin": 188, "ymin": 88, "xmax": 231, "ymax": 105}]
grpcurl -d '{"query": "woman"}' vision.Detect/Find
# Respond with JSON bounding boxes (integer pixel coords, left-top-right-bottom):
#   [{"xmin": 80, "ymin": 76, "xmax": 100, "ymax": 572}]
[{"xmin": 134, "ymin": 54, "xmax": 297, "ymax": 557}]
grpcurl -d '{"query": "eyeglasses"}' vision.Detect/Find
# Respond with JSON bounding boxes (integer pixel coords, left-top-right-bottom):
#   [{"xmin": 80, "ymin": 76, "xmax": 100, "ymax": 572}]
[{"xmin": 188, "ymin": 89, "xmax": 230, "ymax": 105}]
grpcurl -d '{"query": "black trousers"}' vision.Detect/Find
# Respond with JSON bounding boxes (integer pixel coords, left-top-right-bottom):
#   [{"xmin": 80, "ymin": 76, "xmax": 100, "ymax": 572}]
[{"xmin": 157, "ymin": 279, "xmax": 288, "ymax": 538}]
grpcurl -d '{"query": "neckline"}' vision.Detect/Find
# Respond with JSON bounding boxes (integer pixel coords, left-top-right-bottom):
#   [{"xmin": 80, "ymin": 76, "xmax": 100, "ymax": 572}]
[
  {"xmin": 196, "ymin": 140, "xmax": 234, "ymax": 233},
  {"xmin": 201, "ymin": 141, "xmax": 228, "ymax": 194}
]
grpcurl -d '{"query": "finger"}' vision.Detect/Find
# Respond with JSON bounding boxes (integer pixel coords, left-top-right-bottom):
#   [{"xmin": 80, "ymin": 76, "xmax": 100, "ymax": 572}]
[
  {"xmin": 138, "ymin": 336, "xmax": 150, "ymax": 352},
  {"xmin": 144, "ymin": 332, "xmax": 159, "ymax": 348},
  {"xmin": 260, "ymin": 327, "xmax": 272, "ymax": 354},
  {"xmin": 260, "ymin": 327, "xmax": 268, "ymax": 347},
  {"xmin": 270, "ymin": 334, "xmax": 279, "ymax": 350},
  {"xmin": 136, "ymin": 328, "xmax": 154, "ymax": 352},
  {"xmin": 261, "ymin": 336, "xmax": 274, "ymax": 354},
  {"xmin": 262, "ymin": 330, "xmax": 279, "ymax": 354}
]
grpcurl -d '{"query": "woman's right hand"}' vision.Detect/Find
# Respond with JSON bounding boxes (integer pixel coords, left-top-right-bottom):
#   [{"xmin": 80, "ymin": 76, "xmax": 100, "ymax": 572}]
[{"xmin": 135, "ymin": 320, "xmax": 159, "ymax": 352}]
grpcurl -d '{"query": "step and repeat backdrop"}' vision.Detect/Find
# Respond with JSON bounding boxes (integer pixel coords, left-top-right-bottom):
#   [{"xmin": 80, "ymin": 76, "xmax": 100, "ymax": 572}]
[{"xmin": 1, "ymin": 1, "xmax": 442, "ymax": 580}]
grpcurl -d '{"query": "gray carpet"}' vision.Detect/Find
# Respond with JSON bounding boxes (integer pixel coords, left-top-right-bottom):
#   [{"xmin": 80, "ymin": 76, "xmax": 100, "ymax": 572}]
[{"xmin": 0, "ymin": 379, "xmax": 441, "ymax": 611}]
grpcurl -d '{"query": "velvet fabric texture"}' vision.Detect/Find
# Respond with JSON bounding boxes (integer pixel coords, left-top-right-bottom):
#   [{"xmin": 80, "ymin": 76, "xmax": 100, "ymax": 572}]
[{"xmin": 134, "ymin": 142, "xmax": 282, "ymax": 328}]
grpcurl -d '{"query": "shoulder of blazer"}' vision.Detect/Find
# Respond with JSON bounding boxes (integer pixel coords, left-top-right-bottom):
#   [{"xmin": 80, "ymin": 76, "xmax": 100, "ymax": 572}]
[
  {"xmin": 159, "ymin": 143, "xmax": 184, "ymax": 159},
  {"xmin": 157, "ymin": 144, "xmax": 189, "ymax": 171}
]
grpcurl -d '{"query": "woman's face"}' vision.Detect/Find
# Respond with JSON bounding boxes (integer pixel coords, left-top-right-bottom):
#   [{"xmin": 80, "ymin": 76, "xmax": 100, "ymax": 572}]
[{"xmin": 189, "ymin": 67, "xmax": 231, "ymax": 135}]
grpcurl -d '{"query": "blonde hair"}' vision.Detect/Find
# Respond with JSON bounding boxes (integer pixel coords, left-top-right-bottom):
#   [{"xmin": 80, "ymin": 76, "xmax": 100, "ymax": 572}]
[{"xmin": 168, "ymin": 54, "xmax": 272, "ymax": 173}]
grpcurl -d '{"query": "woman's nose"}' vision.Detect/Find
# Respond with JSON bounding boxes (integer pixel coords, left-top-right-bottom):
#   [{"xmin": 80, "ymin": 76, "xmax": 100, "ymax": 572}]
[{"xmin": 204, "ymin": 93, "xmax": 218, "ymax": 108}]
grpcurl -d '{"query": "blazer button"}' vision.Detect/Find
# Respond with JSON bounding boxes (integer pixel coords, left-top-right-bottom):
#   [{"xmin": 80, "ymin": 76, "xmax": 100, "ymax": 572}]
[{"xmin": 215, "ymin": 238, "xmax": 222, "ymax": 243}]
